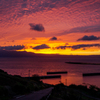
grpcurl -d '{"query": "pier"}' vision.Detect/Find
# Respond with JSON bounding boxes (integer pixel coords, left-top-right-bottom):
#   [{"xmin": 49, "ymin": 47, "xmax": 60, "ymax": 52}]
[
  {"xmin": 25, "ymin": 75, "xmax": 61, "ymax": 79},
  {"xmin": 83, "ymin": 73, "xmax": 100, "ymax": 76},
  {"xmin": 65, "ymin": 62, "xmax": 100, "ymax": 65},
  {"xmin": 40, "ymin": 75, "xmax": 61, "ymax": 79},
  {"xmin": 47, "ymin": 71, "xmax": 67, "ymax": 74}
]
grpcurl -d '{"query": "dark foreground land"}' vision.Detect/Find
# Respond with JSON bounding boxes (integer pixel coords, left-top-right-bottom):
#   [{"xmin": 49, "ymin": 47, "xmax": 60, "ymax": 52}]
[
  {"xmin": 12, "ymin": 87, "xmax": 53, "ymax": 100},
  {"xmin": 0, "ymin": 69, "xmax": 51, "ymax": 100},
  {"xmin": 41, "ymin": 84, "xmax": 100, "ymax": 100},
  {"xmin": 0, "ymin": 69, "xmax": 100, "ymax": 100}
]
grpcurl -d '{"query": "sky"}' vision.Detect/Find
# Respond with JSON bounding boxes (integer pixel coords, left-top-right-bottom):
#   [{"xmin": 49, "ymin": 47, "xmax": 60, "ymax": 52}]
[{"xmin": 0, "ymin": 0, "xmax": 100, "ymax": 55}]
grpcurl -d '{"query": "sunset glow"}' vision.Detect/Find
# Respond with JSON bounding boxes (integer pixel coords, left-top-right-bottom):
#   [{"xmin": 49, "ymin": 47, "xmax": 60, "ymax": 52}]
[{"xmin": 0, "ymin": 0, "xmax": 100, "ymax": 55}]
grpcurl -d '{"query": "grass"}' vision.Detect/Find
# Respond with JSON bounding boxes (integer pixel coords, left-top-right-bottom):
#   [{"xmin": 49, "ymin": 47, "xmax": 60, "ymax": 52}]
[
  {"xmin": 0, "ymin": 69, "xmax": 49, "ymax": 100},
  {"xmin": 41, "ymin": 83, "xmax": 100, "ymax": 100}
]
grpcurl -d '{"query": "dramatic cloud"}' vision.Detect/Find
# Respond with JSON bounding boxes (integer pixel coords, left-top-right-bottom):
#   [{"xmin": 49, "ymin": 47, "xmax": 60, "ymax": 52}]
[
  {"xmin": 54, "ymin": 44, "xmax": 100, "ymax": 50},
  {"xmin": 0, "ymin": 0, "xmax": 100, "ymax": 55},
  {"xmin": 49, "ymin": 37, "xmax": 57, "ymax": 41},
  {"xmin": 29, "ymin": 23, "xmax": 45, "ymax": 32},
  {"xmin": 77, "ymin": 35, "xmax": 100, "ymax": 41},
  {"xmin": 0, "ymin": 45, "xmax": 25, "ymax": 51},
  {"xmin": 33, "ymin": 44, "xmax": 50, "ymax": 50}
]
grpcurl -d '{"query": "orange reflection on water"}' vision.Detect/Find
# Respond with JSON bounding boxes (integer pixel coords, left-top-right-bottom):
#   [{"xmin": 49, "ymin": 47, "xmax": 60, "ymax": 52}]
[
  {"xmin": 61, "ymin": 73, "xmax": 83, "ymax": 86},
  {"xmin": 41, "ymin": 73, "xmax": 83, "ymax": 86}
]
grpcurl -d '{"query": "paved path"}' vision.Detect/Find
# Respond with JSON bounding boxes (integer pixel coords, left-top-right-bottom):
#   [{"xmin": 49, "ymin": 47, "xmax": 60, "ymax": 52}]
[{"xmin": 12, "ymin": 87, "xmax": 54, "ymax": 100}]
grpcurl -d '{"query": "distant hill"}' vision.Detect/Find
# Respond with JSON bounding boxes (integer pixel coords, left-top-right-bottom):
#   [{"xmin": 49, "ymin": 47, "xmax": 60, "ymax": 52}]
[
  {"xmin": 0, "ymin": 50, "xmax": 36, "ymax": 57},
  {"xmin": 0, "ymin": 50, "xmax": 59, "ymax": 57}
]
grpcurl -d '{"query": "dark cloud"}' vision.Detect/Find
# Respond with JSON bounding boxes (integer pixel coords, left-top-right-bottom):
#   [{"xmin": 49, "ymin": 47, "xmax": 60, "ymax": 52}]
[
  {"xmin": 71, "ymin": 44, "xmax": 100, "ymax": 50},
  {"xmin": 0, "ymin": 45, "xmax": 25, "ymax": 51},
  {"xmin": 29, "ymin": 23, "xmax": 45, "ymax": 32},
  {"xmin": 65, "ymin": 43, "xmax": 69, "ymax": 45},
  {"xmin": 77, "ymin": 35, "xmax": 100, "ymax": 41},
  {"xmin": 55, "ymin": 46, "xmax": 67, "ymax": 49},
  {"xmin": 54, "ymin": 44, "xmax": 100, "ymax": 50},
  {"xmin": 33, "ymin": 44, "xmax": 50, "ymax": 50},
  {"xmin": 49, "ymin": 37, "xmax": 57, "ymax": 41}
]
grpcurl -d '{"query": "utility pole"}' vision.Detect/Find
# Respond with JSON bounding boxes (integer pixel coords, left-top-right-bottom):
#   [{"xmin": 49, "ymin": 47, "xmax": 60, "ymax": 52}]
[{"xmin": 65, "ymin": 79, "xmax": 67, "ymax": 86}]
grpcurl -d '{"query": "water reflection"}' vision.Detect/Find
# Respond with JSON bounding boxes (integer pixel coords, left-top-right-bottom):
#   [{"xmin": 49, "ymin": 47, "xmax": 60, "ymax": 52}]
[
  {"xmin": 41, "ymin": 73, "xmax": 83, "ymax": 86},
  {"xmin": 83, "ymin": 76, "xmax": 100, "ymax": 88}
]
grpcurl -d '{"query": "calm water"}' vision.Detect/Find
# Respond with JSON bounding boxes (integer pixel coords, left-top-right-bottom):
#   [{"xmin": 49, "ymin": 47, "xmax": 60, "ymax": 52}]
[{"xmin": 0, "ymin": 55, "xmax": 100, "ymax": 87}]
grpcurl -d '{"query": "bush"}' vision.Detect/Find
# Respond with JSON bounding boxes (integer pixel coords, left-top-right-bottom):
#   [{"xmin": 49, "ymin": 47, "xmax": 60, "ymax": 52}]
[
  {"xmin": 77, "ymin": 85, "xmax": 87, "ymax": 91},
  {"xmin": 12, "ymin": 82, "xmax": 27, "ymax": 94},
  {"xmin": 0, "ymin": 86, "xmax": 8, "ymax": 96},
  {"xmin": 26, "ymin": 82, "xmax": 34, "ymax": 92},
  {"xmin": 32, "ymin": 74, "xmax": 40, "ymax": 82},
  {"xmin": 69, "ymin": 84, "xmax": 77, "ymax": 88},
  {"xmin": 0, "ymin": 69, "xmax": 7, "ymax": 74},
  {"xmin": 89, "ymin": 85, "xmax": 97, "ymax": 91}
]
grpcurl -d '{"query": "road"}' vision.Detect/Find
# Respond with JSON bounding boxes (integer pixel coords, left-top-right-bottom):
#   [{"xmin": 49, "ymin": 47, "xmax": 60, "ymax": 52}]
[{"xmin": 12, "ymin": 87, "xmax": 54, "ymax": 100}]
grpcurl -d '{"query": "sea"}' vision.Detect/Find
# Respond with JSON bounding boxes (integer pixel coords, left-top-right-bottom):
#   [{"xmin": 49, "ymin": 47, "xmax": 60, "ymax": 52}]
[{"xmin": 0, "ymin": 55, "xmax": 100, "ymax": 88}]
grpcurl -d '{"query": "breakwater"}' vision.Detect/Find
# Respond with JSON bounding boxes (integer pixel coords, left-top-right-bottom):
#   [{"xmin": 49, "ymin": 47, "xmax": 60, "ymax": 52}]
[{"xmin": 47, "ymin": 71, "xmax": 67, "ymax": 74}]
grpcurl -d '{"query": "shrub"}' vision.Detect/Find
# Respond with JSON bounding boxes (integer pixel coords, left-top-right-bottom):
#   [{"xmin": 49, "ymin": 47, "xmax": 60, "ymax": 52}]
[
  {"xmin": 0, "ymin": 69, "xmax": 7, "ymax": 74},
  {"xmin": 12, "ymin": 82, "xmax": 27, "ymax": 94},
  {"xmin": 69, "ymin": 84, "xmax": 77, "ymax": 88},
  {"xmin": 32, "ymin": 74, "xmax": 40, "ymax": 82},
  {"xmin": 0, "ymin": 86, "xmax": 8, "ymax": 96},
  {"xmin": 77, "ymin": 85, "xmax": 87, "ymax": 91}
]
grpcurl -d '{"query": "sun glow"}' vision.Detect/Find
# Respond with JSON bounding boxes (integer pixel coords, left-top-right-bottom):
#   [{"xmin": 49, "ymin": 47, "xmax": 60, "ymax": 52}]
[
  {"xmin": 18, "ymin": 45, "xmax": 100, "ymax": 55},
  {"xmin": 0, "ymin": 0, "xmax": 100, "ymax": 55}
]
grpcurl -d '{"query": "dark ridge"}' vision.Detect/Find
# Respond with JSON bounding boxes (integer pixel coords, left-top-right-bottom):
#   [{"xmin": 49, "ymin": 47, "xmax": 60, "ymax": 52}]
[
  {"xmin": 0, "ymin": 50, "xmax": 35, "ymax": 57},
  {"xmin": 0, "ymin": 50, "xmax": 60, "ymax": 57}
]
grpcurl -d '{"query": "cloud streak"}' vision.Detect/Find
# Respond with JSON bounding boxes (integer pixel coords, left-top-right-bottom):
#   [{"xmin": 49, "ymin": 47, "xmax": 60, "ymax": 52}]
[
  {"xmin": 59, "ymin": 25, "xmax": 100, "ymax": 36},
  {"xmin": 69, "ymin": 25, "xmax": 100, "ymax": 33}
]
